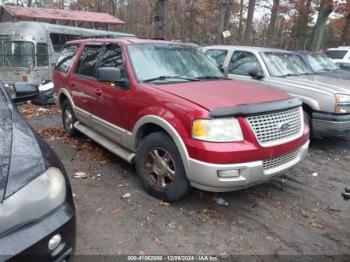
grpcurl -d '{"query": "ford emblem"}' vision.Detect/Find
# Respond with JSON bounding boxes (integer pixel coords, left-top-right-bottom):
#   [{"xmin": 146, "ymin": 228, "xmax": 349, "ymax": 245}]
[{"xmin": 279, "ymin": 122, "xmax": 290, "ymax": 131}]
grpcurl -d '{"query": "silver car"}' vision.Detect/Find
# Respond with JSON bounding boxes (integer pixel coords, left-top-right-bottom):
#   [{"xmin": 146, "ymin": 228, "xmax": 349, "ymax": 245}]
[{"xmin": 202, "ymin": 46, "xmax": 350, "ymax": 137}]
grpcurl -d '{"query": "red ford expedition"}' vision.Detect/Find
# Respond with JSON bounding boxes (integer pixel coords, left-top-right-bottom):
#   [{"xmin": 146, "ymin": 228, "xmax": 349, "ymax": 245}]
[{"xmin": 53, "ymin": 38, "xmax": 310, "ymax": 201}]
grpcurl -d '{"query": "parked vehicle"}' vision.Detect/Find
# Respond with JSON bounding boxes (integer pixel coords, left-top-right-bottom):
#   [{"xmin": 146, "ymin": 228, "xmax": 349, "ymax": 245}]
[
  {"xmin": 295, "ymin": 51, "xmax": 350, "ymax": 80},
  {"xmin": 325, "ymin": 46, "xmax": 350, "ymax": 70},
  {"xmin": 202, "ymin": 46, "xmax": 350, "ymax": 138},
  {"xmin": 0, "ymin": 81, "xmax": 75, "ymax": 261},
  {"xmin": 53, "ymin": 38, "xmax": 309, "ymax": 201}
]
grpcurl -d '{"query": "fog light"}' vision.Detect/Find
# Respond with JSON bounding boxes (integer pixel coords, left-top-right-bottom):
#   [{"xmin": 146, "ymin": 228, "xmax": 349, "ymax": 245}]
[
  {"xmin": 218, "ymin": 169, "xmax": 240, "ymax": 178},
  {"xmin": 48, "ymin": 234, "xmax": 62, "ymax": 251}
]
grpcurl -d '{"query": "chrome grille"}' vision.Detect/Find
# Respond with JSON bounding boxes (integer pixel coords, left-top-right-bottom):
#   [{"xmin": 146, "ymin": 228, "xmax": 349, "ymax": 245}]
[
  {"xmin": 247, "ymin": 107, "xmax": 303, "ymax": 146},
  {"xmin": 263, "ymin": 149, "xmax": 300, "ymax": 171}
]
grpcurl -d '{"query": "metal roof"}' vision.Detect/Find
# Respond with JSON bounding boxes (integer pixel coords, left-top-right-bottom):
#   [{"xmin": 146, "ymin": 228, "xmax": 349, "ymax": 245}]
[{"xmin": 2, "ymin": 5, "xmax": 125, "ymax": 25}]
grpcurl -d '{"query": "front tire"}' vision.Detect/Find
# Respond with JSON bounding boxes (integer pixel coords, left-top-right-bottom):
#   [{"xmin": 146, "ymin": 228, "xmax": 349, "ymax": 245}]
[
  {"xmin": 62, "ymin": 100, "xmax": 78, "ymax": 137},
  {"xmin": 136, "ymin": 132, "xmax": 191, "ymax": 202}
]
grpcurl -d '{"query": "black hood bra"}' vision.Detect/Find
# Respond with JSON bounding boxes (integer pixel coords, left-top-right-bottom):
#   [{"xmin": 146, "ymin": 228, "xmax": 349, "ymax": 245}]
[{"xmin": 0, "ymin": 103, "xmax": 46, "ymax": 202}]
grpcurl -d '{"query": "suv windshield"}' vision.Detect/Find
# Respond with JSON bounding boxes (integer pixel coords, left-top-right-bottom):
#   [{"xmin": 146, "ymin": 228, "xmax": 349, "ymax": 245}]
[
  {"xmin": 4, "ymin": 41, "xmax": 35, "ymax": 68},
  {"xmin": 261, "ymin": 52, "xmax": 312, "ymax": 77},
  {"xmin": 305, "ymin": 53, "xmax": 339, "ymax": 72},
  {"xmin": 127, "ymin": 44, "xmax": 223, "ymax": 83}
]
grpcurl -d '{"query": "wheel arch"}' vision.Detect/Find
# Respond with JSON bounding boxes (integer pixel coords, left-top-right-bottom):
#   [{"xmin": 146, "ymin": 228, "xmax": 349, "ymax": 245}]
[{"xmin": 131, "ymin": 115, "xmax": 190, "ymax": 175}]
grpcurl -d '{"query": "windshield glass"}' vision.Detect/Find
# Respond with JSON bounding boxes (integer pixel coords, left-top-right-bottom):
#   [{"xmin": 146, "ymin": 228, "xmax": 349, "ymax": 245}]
[
  {"xmin": 305, "ymin": 53, "xmax": 339, "ymax": 72},
  {"xmin": 261, "ymin": 52, "xmax": 312, "ymax": 77},
  {"xmin": 4, "ymin": 41, "xmax": 35, "ymax": 68},
  {"xmin": 127, "ymin": 44, "xmax": 223, "ymax": 82}
]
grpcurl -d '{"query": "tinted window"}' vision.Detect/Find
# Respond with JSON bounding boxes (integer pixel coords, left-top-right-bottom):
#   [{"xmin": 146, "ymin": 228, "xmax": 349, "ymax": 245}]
[
  {"xmin": 37, "ymin": 43, "xmax": 48, "ymax": 66},
  {"xmin": 50, "ymin": 33, "xmax": 78, "ymax": 52},
  {"xmin": 75, "ymin": 46, "xmax": 102, "ymax": 78},
  {"xmin": 325, "ymin": 50, "xmax": 348, "ymax": 60},
  {"xmin": 98, "ymin": 44, "xmax": 128, "ymax": 79},
  {"xmin": 205, "ymin": 49, "xmax": 228, "ymax": 66},
  {"xmin": 228, "ymin": 51, "xmax": 261, "ymax": 75},
  {"xmin": 55, "ymin": 45, "xmax": 78, "ymax": 73},
  {"xmin": 4, "ymin": 41, "xmax": 35, "ymax": 67},
  {"xmin": 0, "ymin": 42, "xmax": 3, "ymax": 66}
]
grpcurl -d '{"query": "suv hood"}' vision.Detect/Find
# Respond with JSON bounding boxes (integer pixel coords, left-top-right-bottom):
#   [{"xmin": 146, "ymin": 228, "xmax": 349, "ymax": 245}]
[
  {"xmin": 150, "ymin": 80, "xmax": 290, "ymax": 111},
  {"xmin": 0, "ymin": 104, "xmax": 46, "ymax": 203},
  {"xmin": 317, "ymin": 69, "xmax": 350, "ymax": 81},
  {"xmin": 270, "ymin": 74, "xmax": 350, "ymax": 95}
]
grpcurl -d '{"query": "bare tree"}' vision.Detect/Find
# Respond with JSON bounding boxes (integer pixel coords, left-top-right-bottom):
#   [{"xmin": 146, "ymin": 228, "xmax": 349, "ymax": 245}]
[
  {"xmin": 265, "ymin": 0, "xmax": 280, "ymax": 47},
  {"xmin": 310, "ymin": 0, "xmax": 335, "ymax": 51},
  {"xmin": 153, "ymin": 0, "xmax": 168, "ymax": 39},
  {"xmin": 290, "ymin": 0, "xmax": 312, "ymax": 50},
  {"xmin": 342, "ymin": 12, "xmax": 350, "ymax": 45},
  {"xmin": 243, "ymin": 0, "xmax": 256, "ymax": 45}
]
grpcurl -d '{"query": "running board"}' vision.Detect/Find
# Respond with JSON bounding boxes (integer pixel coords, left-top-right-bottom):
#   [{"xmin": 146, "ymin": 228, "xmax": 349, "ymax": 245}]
[{"xmin": 74, "ymin": 122, "xmax": 135, "ymax": 164}]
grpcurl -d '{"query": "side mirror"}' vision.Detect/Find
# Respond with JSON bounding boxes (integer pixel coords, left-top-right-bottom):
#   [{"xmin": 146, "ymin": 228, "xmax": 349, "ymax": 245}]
[
  {"xmin": 248, "ymin": 67, "xmax": 264, "ymax": 80},
  {"xmin": 13, "ymin": 82, "xmax": 39, "ymax": 104},
  {"xmin": 96, "ymin": 67, "xmax": 129, "ymax": 88},
  {"xmin": 218, "ymin": 64, "xmax": 228, "ymax": 77}
]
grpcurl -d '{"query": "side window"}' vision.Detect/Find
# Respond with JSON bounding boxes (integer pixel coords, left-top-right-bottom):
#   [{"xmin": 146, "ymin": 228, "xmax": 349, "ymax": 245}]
[
  {"xmin": 205, "ymin": 49, "xmax": 228, "ymax": 66},
  {"xmin": 55, "ymin": 45, "xmax": 78, "ymax": 73},
  {"xmin": 228, "ymin": 51, "xmax": 261, "ymax": 76},
  {"xmin": 0, "ymin": 42, "xmax": 3, "ymax": 66},
  {"xmin": 50, "ymin": 33, "xmax": 78, "ymax": 52},
  {"xmin": 75, "ymin": 45, "xmax": 102, "ymax": 78},
  {"xmin": 98, "ymin": 44, "xmax": 128, "ymax": 79},
  {"xmin": 37, "ymin": 43, "xmax": 48, "ymax": 66}
]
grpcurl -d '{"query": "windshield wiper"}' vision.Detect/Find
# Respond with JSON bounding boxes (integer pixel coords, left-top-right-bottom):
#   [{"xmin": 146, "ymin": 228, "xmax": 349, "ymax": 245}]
[
  {"xmin": 142, "ymin": 75, "xmax": 199, "ymax": 83},
  {"xmin": 194, "ymin": 76, "xmax": 227, "ymax": 80}
]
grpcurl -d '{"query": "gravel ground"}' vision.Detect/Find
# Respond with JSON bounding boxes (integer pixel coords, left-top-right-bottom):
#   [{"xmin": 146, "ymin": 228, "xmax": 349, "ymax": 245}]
[{"xmin": 22, "ymin": 105, "xmax": 350, "ymax": 257}]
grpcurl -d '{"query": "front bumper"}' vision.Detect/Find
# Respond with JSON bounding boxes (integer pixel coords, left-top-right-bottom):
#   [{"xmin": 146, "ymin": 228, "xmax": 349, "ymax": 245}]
[
  {"xmin": 313, "ymin": 112, "xmax": 350, "ymax": 137},
  {"xmin": 187, "ymin": 140, "xmax": 309, "ymax": 192},
  {"xmin": 0, "ymin": 203, "xmax": 76, "ymax": 262}
]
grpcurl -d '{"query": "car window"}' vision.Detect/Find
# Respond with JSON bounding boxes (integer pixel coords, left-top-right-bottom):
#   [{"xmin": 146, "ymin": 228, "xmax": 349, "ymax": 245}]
[
  {"xmin": 0, "ymin": 42, "xmax": 3, "ymax": 66},
  {"xmin": 37, "ymin": 43, "xmax": 48, "ymax": 66},
  {"xmin": 75, "ymin": 45, "xmax": 102, "ymax": 78},
  {"xmin": 55, "ymin": 45, "xmax": 79, "ymax": 73},
  {"xmin": 205, "ymin": 49, "xmax": 228, "ymax": 66},
  {"xmin": 325, "ymin": 50, "xmax": 348, "ymax": 60},
  {"xmin": 98, "ymin": 44, "xmax": 128, "ymax": 79},
  {"xmin": 228, "ymin": 51, "xmax": 261, "ymax": 76}
]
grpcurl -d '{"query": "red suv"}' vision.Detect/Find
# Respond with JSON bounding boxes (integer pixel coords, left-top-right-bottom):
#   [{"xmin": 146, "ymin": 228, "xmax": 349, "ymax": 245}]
[{"xmin": 53, "ymin": 38, "xmax": 309, "ymax": 201}]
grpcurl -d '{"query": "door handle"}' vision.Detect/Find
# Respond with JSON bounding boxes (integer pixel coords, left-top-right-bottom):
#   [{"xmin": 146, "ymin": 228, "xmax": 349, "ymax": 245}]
[{"xmin": 95, "ymin": 89, "xmax": 102, "ymax": 96}]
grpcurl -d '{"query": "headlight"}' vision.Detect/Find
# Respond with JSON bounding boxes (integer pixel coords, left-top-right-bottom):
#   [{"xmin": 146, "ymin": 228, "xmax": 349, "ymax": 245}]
[
  {"xmin": 0, "ymin": 167, "xmax": 66, "ymax": 235},
  {"xmin": 335, "ymin": 94, "xmax": 350, "ymax": 113},
  {"xmin": 192, "ymin": 118, "xmax": 243, "ymax": 142}
]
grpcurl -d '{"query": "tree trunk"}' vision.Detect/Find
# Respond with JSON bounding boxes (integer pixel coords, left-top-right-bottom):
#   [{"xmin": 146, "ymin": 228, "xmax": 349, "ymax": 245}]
[
  {"xmin": 153, "ymin": 0, "xmax": 168, "ymax": 39},
  {"xmin": 217, "ymin": 0, "xmax": 227, "ymax": 44},
  {"xmin": 290, "ymin": 0, "xmax": 312, "ymax": 50},
  {"xmin": 342, "ymin": 13, "xmax": 350, "ymax": 45},
  {"xmin": 243, "ymin": 0, "xmax": 256, "ymax": 45},
  {"xmin": 265, "ymin": 0, "xmax": 280, "ymax": 47},
  {"xmin": 238, "ymin": 0, "xmax": 244, "ymax": 44},
  {"xmin": 184, "ymin": 0, "xmax": 194, "ymax": 42},
  {"xmin": 309, "ymin": 0, "xmax": 334, "ymax": 51}
]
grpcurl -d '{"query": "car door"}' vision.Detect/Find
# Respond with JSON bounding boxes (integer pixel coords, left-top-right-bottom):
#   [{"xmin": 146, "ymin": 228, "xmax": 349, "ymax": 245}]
[
  {"xmin": 227, "ymin": 50, "xmax": 264, "ymax": 83},
  {"xmin": 92, "ymin": 43, "xmax": 132, "ymax": 145},
  {"xmin": 69, "ymin": 44, "xmax": 103, "ymax": 126}
]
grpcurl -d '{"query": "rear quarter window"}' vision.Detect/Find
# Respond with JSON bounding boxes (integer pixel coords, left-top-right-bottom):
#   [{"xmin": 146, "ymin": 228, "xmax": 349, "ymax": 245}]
[{"xmin": 55, "ymin": 45, "xmax": 79, "ymax": 73}]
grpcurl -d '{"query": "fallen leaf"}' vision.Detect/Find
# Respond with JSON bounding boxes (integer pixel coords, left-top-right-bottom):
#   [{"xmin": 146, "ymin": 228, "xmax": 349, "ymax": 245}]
[
  {"xmin": 149, "ymin": 209, "xmax": 157, "ymax": 214},
  {"xmin": 138, "ymin": 251, "xmax": 146, "ymax": 256},
  {"xmin": 159, "ymin": 200, "xmax": 170, "ymax": 206},
  {"xmin": 112, "ymin": 208, "xmax": 121, "ymax": 214},
  {"xmin": 311, "ymin": 222, "xmax": 326, "ymax": 230},
  {"xmin": 121, "ymin": 193, "xmax": 131, "ymax": 199},
  {"xmin": 73, "ymin": 171, "xmax": 88, "ymax": 179},
  {"xmin": 153, "ymin": 236, "xmax": 161, "ymax": 245}
]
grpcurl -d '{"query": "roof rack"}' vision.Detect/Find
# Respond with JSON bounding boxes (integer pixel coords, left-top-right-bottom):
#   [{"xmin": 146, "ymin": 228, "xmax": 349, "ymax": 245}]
[{"xmin": 74, "ymin": 34, "xmax": 133, "ymax": 40}]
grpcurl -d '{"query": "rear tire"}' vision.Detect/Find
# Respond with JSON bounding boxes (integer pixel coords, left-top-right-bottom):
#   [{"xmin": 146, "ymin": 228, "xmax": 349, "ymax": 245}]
[
  {"xmin": 62, "ymin": 100, "xmax": 78, "ymax": 137},
  {"xmin": 136, "ymin": 132, "xmax": 191, "ymax": 202}
]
